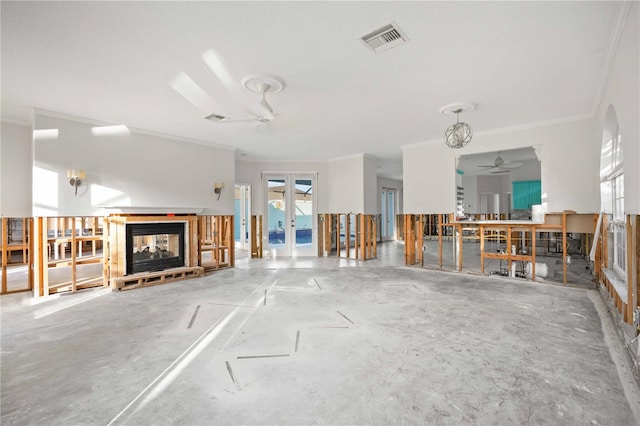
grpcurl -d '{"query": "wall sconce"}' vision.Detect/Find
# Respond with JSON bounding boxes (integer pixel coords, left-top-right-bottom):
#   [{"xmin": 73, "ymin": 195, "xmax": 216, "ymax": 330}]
[
  {"xmin": 214, "ymin": 182, "xmax": 225, "ymax": 200},
  {"xmin": 67, "ymin": 169, "xmax": 86, "ymax": 196}
]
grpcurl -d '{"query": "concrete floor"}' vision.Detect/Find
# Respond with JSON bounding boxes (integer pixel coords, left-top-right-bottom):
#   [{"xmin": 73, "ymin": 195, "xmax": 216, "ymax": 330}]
[{"xmin": 1, "ymin": 242, "xmax": 639, "ymax": 425}]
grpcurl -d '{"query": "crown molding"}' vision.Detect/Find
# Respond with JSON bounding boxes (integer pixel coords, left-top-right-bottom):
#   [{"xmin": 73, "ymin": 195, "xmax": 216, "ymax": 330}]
[
  {"xmin": 329, "ymin": 152, "xmax": 378, "ymax": 162},
  {"xmin": 33, "ymin": 108, "xmax": 236, "ymax": 152},
  {"xmin": 402, "ymin": 114, "xmax": 594, "ymax": 151},
  {"xmin": 1, "ymin": 116, "xmax": 31, "ymax": 126}
]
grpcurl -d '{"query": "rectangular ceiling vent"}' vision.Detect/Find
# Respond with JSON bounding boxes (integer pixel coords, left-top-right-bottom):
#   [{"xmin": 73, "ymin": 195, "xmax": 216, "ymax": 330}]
[
  {"xmin": 361, "ymin": 23, "xmax": 408, "ymax": 53},
  {"xmin": 205, "ymin": 113, "xmax": 227, "ymax": 122}
]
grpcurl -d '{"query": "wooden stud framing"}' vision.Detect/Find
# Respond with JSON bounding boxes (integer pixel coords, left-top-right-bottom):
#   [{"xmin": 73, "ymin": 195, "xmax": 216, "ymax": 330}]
[
  {"xmin": 626, "ymin": 215, "xmax": 633, "ymax": 324},
  {"xmin": 251, "ymin": 215, "xmax": 263, "ymax": 258},
  {"xmin": 438, "ymin": 214, "xmax": 443, "ymax": 268},
  {"xmin": 359, "ymin": 214, "xmax": 366, "ymax": 261},
  {"xmin": 1, "ymin": 217, "xmax": 33, "ymax": 295},
  {"xmin": 317, "ymin": 213, "xmax": 376, "ymax": 261},
  {"xmin": 196, "ymin": 215, "xmax": 235, "ymax": 272},
  {"xmin": 34, "ymin": 217, "xmax": 47, "ymax": 297},
  {"xmin": 403, "ymin": 215, "xmax": 416, "ymax": 265},
  {"xmin": 636, "ymin": 215, "xmax": 640, "ymax": 315},
  {"xmin": 1, "ymin": 218, "xmax": 7, "ymax": 294}
]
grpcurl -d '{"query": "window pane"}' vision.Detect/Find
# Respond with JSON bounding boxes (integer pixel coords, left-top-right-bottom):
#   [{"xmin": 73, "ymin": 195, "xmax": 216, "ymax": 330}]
[
  {"xmin": 600, "ymin": 137, "xmax": 613, "ymax": 180},
  {"xmin": 614, "ymin": 132, "xmax": 623, "ymax": 166},
  {"xmin": 613, "ymin": 223, "xmax": 626, "ymax": 273},
  {"xmin": 600, "ymin": 181, "xmax": 612, "ymax": 213},
  {"xmin": 295, "ymin": 179, "xmax": 313, "ymax": 249}
]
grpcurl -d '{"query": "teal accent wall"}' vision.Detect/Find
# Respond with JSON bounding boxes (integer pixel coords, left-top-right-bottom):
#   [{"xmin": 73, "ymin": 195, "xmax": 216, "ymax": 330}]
[{"xmin": 512, "ymin": 180, "xmax": 541, "ymax": 209}]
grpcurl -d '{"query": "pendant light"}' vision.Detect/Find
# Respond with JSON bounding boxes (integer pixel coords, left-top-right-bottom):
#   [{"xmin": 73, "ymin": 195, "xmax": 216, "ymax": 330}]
[{"xmin": 440, "ymin": 103, "xmax": 475, "ymax": 149}]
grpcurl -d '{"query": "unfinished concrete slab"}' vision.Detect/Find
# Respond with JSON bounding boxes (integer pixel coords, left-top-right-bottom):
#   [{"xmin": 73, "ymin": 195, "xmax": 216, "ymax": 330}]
[{"xmin": 1, "ymin": 250, "xmax": 638, "ymax": 425}]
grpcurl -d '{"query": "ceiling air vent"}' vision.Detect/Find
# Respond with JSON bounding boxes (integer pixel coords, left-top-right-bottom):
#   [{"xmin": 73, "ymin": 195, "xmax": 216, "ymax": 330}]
[
  {"xmin": 205, "ymin": 113, "xmax": 227, "ymax": 122},
  {"xmin": 361, "ymin": 23, "xmax": 408, "ymax": 53}
]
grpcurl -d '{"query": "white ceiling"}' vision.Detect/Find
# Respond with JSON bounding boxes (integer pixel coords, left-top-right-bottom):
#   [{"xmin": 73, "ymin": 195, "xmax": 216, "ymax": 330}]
[{"xmin": 0, "ymin": 1, "xmax": 624, "ymax": 180}]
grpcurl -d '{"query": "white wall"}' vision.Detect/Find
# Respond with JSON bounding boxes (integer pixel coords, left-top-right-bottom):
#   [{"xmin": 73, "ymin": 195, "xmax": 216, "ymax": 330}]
[
  {"xmin": 32, "ymin": 113, "xmax": 235, "ymax": 216},
  {"xmin": 596, "ymin": 2, "xmax": 639, "ymax": 214},
  {"xmin": 235, "ymin": 158, "xmax": 329, "ymax": 215},
  {"xmin": 477, "ymin": 175, "xmax": 508, "ymax": 213},
  {"xmin": 1, "ymin": 121, "xmax": 32, "ymax": 216},
  {"xmin": 403, "ymin": 118, "xmax": 599, "ymax": 214},
  {"xmin": 363, "ymin": 154, "xmax": 378, "ymax": 214},
  {"xmin": 509, "ymin": 159, "xmax": 541, "ymax": 182},
  {"xmin": 461, "ymin": 175, "xmax": 477, "ymax": 214},
  {"xmin": 328, "ymin": 155, "xmax": 364, "ymax": 213}
]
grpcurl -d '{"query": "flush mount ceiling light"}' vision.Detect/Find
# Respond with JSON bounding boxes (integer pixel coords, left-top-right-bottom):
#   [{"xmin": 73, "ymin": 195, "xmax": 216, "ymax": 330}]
[{"xmin": 440, "ymin": 103, "xmax": 475, "ymax": 149}]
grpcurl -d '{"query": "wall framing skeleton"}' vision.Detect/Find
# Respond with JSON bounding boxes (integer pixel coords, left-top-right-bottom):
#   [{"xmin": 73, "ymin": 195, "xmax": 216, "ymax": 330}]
[{"xmin": 318, "ymin": 214, "xmax": 377, "ymax": 260}]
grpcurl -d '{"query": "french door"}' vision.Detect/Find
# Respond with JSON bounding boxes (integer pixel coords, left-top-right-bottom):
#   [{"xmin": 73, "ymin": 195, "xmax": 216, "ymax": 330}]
[
  {"xmin": 381, "ymin": 188, "xmax": 396, "ymax": 241},
  {"xmin": 234, "ymin": 184, "xmax": 251, "ymax": 250},
  {"xmin": 264, "ymin": 173, "xmax": 317, "ymax": 257}
]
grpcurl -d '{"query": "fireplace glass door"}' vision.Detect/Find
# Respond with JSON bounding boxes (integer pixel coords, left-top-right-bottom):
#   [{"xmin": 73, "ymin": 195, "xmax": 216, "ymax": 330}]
[{"xmin": 126, "ymin": 222, "xmax": 185, "ymax": 274}]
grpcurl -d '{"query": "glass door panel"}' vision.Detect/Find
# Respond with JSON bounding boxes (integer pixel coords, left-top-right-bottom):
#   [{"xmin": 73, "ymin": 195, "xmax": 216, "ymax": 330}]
[
  {"xmin": 294, "ymin": 178, "xmax": 313, "ymax": 255},
  {"xmin": 267, "ymin": 178, "xmax": 287, "ymax": 254},
  {"xmin": 387, "ymin": 190, "xmax": 395, "ymax": 238},
  {"xmin": 381, "ymin": 189, "xmax": 396, "ymax": 241},
  {"xmin": 234, "ymin": 184, "xmax": 251, "ymax": 250}
]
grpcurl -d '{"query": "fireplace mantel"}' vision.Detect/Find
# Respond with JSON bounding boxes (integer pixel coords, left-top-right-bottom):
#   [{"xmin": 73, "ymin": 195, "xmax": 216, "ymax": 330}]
[{"xmin": 101, "ymin": 206, "xmax": 204, "ymax": 215}]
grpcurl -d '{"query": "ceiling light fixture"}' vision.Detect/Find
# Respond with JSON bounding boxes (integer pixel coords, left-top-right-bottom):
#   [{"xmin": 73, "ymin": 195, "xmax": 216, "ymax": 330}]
[{"xmin": 440, "ymin": 103, "xmax": 476, "ymax": 149}]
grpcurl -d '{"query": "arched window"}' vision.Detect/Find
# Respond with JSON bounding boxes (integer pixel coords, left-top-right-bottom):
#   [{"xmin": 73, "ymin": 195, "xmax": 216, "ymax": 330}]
[{"xmin": 600, "ymin": 105, "xmax": 625, "ymax": 275}]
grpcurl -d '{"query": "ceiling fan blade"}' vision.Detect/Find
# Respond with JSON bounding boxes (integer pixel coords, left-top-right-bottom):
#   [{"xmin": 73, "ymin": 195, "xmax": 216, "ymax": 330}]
[
  {"xmin": 491, "ymin": 170, "xmax": 510, "ymax": 174},
  {"xmin": 205, "ymin": 116, "xmax": 256, "ymax": 124},
  {"xmin": 202, "ymin": 48, "xmax": 257, "ymax": 116},
  {"xmin": 201, "ymin": 49, "xmax": 238, "ymax": 94},
  {"xmin": 170, "ymin": 72, "xmax": 218, "ymax": 113},
  {"xmin": 501, "ymin": 162, "xmax": 523, "ymax": 169}
]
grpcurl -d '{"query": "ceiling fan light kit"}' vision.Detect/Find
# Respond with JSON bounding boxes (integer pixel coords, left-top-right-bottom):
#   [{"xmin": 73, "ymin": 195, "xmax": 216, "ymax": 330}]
[{"xmin": 440, "ymin": 102, "xmax": 475, "ymax": 149}]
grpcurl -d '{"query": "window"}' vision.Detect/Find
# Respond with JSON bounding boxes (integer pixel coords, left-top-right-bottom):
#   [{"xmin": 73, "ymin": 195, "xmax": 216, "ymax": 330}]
[{"xmin": 600, "ymin": 106, "xmax": 625, "ymax": 275}]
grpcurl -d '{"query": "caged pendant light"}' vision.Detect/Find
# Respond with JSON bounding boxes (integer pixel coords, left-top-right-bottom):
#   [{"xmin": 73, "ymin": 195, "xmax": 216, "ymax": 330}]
[{"xmin": 440, "ymin": 103, "xmax": 475, "ymax": 149}]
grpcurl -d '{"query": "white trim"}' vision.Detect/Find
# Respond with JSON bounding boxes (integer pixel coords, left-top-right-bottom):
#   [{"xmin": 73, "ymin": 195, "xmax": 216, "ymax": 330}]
[
  {"xmin": 402, "ymin": 114, "xmax": 593, "ymax": 151},
  {"xmin": 329, "ymin": 153, "xmax": 378, "ymax": 162},
  {"xmin": 99, "ymin": 206, "xmax": 204, "ymax": 214},
  {"xmin": 603, "ymin": 267, "xmax": 628, "ymax": 301},
  {"xmin": 1, "ymin": 116, "xmax": 31, "ymax": 126},
  {"xmin": 34, "ymin": 108, "xmax": 115, "ymax": 127},
  {"xmin": 33, "ymin": 108, "xmax": 236, "ymax": 152}
]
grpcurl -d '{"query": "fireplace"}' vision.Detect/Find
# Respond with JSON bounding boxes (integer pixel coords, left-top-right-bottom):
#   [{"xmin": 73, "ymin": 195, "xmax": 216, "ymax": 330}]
[
  {"xmin": 106, "ymin": 214, "xmax": 202, "ymax": 290},
  {"xmin": 126, "ymin": 222, "xmax": 185, "ymax": 274}
]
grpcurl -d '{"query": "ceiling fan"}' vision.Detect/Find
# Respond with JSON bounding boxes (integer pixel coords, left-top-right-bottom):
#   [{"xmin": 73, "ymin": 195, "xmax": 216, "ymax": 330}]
[
  {"xmin": 478, "ymin": 152, "xmax": 522, "ymax": 173},
  {"xmin": 204, "ymin": 75, "xmax": 284, "ymax": 125},
  {"xmin": 170, "ymin": 49, "xmax": 285, "ymax": 129}
]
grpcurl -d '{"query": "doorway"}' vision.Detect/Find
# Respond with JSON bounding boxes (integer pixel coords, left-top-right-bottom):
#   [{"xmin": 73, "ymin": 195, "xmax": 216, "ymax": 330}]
[
  {"xmin": 234, "ymin": 184, "xmax": 251, "ymax": 250},
  {"xmin": 264, "ymin": 173, "xmax": 317, "ymax": 257},
  {"xmin": 480, "ymin": 192, "xmax": 500, "ymax": 219},
  {"xmin": 381, "ymin": 188, "xmax": 396, "ymax": 241}
]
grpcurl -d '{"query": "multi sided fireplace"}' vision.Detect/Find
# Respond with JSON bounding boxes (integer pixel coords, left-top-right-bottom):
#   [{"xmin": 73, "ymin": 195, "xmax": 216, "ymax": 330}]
[
  {"xmin": 106, "ymin": 214, "xmax": 202, "ymax": 290},
  {"xmin": 126, "ymin": 222, "xmax": 185, "ymax": 274}
]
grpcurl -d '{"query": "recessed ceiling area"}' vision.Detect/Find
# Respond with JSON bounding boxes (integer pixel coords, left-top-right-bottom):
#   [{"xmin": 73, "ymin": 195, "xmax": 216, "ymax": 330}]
[{"xmin": 0, "ymin": 1, "xmax": 624, "ymax": 180}]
